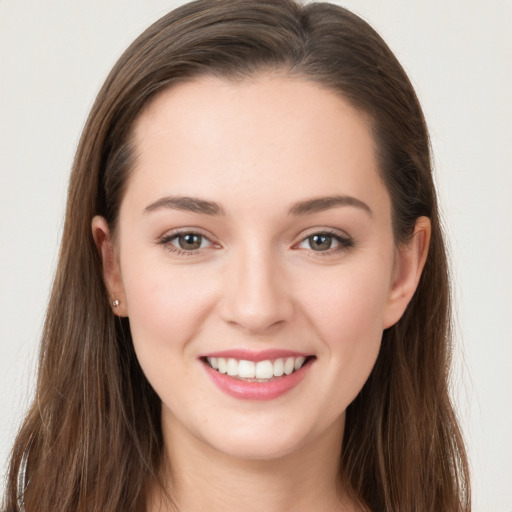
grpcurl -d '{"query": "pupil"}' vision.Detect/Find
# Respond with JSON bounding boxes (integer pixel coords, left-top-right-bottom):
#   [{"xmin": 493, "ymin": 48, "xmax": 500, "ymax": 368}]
[
  {"xmin": 179, "ymin": 234, "xmax": 201, "ymax": 250},
  {"xmin": 310, "ymin": 234, "xmax": 332, "ymax": 251}
]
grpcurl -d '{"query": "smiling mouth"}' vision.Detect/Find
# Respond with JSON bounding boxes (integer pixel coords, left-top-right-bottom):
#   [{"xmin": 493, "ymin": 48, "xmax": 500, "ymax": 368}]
[{"xmin": 202, "ymin": 356, "xmax": 314, "ymax": 382}]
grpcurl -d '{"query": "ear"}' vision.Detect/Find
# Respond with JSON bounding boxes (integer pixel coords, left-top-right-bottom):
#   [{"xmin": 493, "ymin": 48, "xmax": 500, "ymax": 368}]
[
  {"xmin": 382, "ymin": 216, "xmax": 431, "ymax": 329},
  {"xmin": 91, "ymin": 216, "xmax": 128, "ymax": 317}
]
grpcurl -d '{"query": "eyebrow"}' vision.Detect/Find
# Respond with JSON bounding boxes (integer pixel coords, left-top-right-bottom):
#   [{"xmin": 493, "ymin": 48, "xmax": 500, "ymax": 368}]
[
  {"xmin": 143, "ymin": 194, "xmax": 371, "ymax": 217},
  {"xmin": 288, "ymin": 195, "xmax": 372, "ymax": 216},
  {"xmin": 144, "ymin": 196, "xmax": 225, "ymax": 215}
]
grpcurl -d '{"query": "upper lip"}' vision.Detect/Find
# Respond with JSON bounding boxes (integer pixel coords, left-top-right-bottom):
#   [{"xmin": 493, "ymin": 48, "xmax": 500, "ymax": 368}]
[{"xmin": 200, "ymin": 349, "xmax": 311, "ymax": 362}]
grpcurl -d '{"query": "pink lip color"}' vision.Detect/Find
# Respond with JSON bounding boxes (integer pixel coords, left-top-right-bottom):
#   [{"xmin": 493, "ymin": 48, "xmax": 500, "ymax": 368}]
[
  {"xmin": 201, "ymin": 349, "xmax": 309, "ymax": 362},
  {"xmin": 202, "ymin": 357, "xmax": 313, "ymax": 401}
]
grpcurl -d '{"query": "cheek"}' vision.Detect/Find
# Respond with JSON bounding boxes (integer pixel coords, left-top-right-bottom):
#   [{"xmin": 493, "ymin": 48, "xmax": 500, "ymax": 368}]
[
  {"xmin": 119, "ymin": 258, "xmax": 220, "ymax": 416},
  {"xmin": 297, "ymin": 259, "xmax": 392, "ymax": 393},
  {"xmin": 120, "ymin": 255, "xmax": 218, "ymax": 358},
  {"xmin": 301, "ymin": 258, "xmax": 392, "ymax": 336}
]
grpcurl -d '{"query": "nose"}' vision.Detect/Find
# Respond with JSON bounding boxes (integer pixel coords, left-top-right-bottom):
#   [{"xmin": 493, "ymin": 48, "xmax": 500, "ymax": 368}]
[{"xmin": 219, "ymin": 244, "xmax": 295, "ymax": 335}]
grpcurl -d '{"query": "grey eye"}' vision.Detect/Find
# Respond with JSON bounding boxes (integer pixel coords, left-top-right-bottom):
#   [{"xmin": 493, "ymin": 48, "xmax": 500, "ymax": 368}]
[
  {"xmin": 307, "ymin": 234, "xmax": 334, "ymax": 251},
  {"xmin": 177, "ymin": 233, "xmax": 204, "ymax": 250},
  {"xmin": 296, "ymin": 231, "xmax": 353, "ymax": 254}
]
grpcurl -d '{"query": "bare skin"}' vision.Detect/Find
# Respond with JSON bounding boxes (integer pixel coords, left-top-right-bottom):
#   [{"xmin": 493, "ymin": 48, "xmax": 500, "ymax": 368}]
[
  {"xmin": 149, "ymin": 414, "xmax": 351, "ymax": 512},
  {"xmin": 93, "ymin": 74, "xmax": 430, "ymax": 512}
]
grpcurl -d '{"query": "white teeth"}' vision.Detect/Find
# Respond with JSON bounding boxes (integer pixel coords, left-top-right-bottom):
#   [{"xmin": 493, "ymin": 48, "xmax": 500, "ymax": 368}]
[
  {"xmin": 238, "ymin": 360, "xmax": 256, "ymax": 378},
  {"xmin": 284, "ymin": 357, "xmax": 295, "ymax": 375},
  {"xmin": 273, "ymin": 358, "xmax": 284, "ymax": 376},
  {"xmin": 227, "ymin": 358, "xmax": 238, "ymax": 376},
  {"xmin": 294, "ymin": 356, "xmax": 306, "ymax": 370},
  {"xmin": 218, "ymin": 357, "xmax": 228, "ymax": 374},
  {"xmin": 206, "ymin": 355, "xmax": 308, "ymax": 379},
  {"xmin": 255, "ymin": 360, "xmax": 274, "ymax": 379}
]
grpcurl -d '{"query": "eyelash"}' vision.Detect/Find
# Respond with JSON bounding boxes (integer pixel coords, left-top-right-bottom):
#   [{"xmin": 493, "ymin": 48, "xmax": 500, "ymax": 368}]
[
  {"xmin": 157, "ymin": 228, "xmax": 354, "ymax": 257},
  {"xmin": 158, "ymin": 229, "xmax": 215, "ymax": 257},
  {"xmin": 295, "ymin": 229, "xmax": 354, "ymax": 256}
]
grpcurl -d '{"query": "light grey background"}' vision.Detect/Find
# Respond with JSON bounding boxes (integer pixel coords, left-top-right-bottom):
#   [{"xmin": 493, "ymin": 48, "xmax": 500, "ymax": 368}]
[{"xmin": 1, "ymin": 1, "xmax": 511, "ymax": 510}]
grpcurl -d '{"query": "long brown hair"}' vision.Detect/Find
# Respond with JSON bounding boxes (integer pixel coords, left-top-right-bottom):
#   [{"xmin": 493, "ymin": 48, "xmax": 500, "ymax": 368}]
[{"xmin": 4, "ymin": 1, "xmax": 470, "ymax": 511}]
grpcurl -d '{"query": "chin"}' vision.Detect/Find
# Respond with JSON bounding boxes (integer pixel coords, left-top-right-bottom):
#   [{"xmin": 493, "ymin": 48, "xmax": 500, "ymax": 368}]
[
  {"xmin": 212, "ymin": 433, "xmax": 307, "ymax": 461},
  {"xmin": 203, "ymin": 414, "xmax": 340, "ymax": 462}
]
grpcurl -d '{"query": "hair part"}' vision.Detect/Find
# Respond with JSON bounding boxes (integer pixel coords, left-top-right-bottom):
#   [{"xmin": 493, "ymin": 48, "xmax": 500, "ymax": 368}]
[{"xmin": 4, "ymin": 1, "xmax": 470, "ymax": 511}]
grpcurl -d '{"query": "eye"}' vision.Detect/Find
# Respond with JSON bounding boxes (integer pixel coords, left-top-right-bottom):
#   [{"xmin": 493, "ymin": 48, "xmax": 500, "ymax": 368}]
[
  {"xmin": 173, "ymin": 233, "xmax": 208, "ymax": 251},
  {"xmin": 307, "ymin": 233, "xmax": 335, "ymax": 251},
  {"xmin": 158, "ymin": 231, "xmax": 215, "ymax": 255},
  {"xmin": 296, "ymin": 231, "xmax": 353, "ymax": 253}
]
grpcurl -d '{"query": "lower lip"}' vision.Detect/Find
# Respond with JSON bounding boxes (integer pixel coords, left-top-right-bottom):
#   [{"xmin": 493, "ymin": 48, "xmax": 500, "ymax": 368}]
[{"xmin": 202, "ymin": 359, "xmax": 313, "ymax": 400}]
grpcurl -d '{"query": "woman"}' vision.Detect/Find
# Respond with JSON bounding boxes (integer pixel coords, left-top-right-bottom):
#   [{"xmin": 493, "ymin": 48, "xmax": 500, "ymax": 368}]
[{"xmin": 3, "ymin": 0, "xmax": 470, "ymax": 511}]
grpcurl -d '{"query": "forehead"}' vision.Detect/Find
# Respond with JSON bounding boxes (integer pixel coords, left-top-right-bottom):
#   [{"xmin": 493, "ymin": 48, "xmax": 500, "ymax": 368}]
[{"xmin": 125, "ymin": 74, "xmax": 389, "ymax": 216}]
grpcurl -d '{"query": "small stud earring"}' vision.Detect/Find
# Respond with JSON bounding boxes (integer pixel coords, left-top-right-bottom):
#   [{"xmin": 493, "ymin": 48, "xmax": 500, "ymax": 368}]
[{"xmin": 112, "ymin": 299, "xmax": 120, "ymax": 308}]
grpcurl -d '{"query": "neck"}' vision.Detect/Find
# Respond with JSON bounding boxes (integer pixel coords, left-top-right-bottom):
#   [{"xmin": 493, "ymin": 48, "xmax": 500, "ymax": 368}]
[{"xmin": 148, "ymin": 414, "xmax": 359, "ymax": 512}]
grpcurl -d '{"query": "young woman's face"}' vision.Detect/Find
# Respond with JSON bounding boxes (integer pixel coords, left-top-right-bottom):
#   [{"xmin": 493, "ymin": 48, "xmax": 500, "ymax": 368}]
[{"xmin": 97, "ymin": 75, "xmax": 425, "ymax": 461}]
